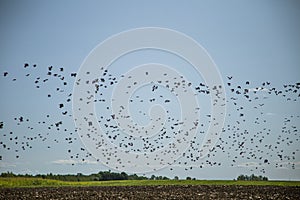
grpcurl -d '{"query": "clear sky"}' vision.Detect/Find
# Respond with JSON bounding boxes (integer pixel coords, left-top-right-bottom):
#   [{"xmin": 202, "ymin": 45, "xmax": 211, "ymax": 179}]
[{"xmin": 0, "ymin": 0, "xmax": 299, "ymax": 180}]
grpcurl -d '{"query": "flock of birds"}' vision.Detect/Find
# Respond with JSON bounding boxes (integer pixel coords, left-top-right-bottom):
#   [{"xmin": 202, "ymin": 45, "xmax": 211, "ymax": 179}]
[{"xmin": 0, "ymin": 63, "xmax": 299, "ymax": 175}]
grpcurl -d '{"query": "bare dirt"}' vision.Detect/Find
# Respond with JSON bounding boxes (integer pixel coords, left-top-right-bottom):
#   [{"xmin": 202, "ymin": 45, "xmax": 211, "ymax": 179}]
[{"xmin": 1, "ymin": 185, "xmax": 300, "ymax": 200}]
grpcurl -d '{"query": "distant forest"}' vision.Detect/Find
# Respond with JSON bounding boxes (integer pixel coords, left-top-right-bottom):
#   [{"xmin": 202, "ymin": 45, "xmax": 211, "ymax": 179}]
[
  {"xmin": 1, "ymin": 171, "xmax": 268, "ymax": 182},
  {"xmin": 0, "ymin": 171, "xmax": 170, "ymax": 181}
]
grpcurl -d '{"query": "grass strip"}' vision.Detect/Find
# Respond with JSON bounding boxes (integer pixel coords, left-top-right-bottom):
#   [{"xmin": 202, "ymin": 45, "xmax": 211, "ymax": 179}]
[{"xmin": 0, "ymin": 178, "xmax": 299, "ymax": 188}]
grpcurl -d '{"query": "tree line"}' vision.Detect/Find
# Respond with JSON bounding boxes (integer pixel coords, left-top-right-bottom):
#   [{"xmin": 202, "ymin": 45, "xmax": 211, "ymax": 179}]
[
  {"xmin": 0, "ymin": 171, "xmax": 197, "ymax": 181},
  {"xmin": 236, "ymin": 174, "xmax": 268, "ymax": 181},
  {"xmin": 0, "ymin": 171, "xmax": 147, "ymax": 181},
  {"xmin": 0, "ymin": 171, "xmax": 173, "ymax": 181},
  {"xmin": 1, "ymin": 171, "xmax": 268, "ymax": 181}
]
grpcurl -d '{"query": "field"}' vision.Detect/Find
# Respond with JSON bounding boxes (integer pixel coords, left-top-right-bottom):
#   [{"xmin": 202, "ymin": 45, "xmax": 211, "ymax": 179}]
[
  {"xmin": 1, "ymin": 177, "xmax": 300, "ymax": 188},
  {"xmin": 1, "ymin": 178, "xmax": 300, "ymax": 199}
]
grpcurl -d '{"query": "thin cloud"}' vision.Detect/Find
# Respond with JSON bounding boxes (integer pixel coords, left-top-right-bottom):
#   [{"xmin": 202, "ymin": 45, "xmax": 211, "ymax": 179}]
[
  {"xmin": 237, "ymin": 162, "xmax": 260, "ymax": 168},
  {"xmin": 171, "ymin": 163, "xmax": 215, "ymax": 169},
  {"xmin": 51, "ymin": 159, "xmax": 98, "ymax": 165},
  {"xmin": 248, "ymin": 87, "xmax": 269, "ymax": 92},
  {"xmin": 266, "ymin": 112, "xmax": 277, "ymax": 116},
  {"xmin": 0, "ymin": 162, "xmax": 17, "ymax": 168}
]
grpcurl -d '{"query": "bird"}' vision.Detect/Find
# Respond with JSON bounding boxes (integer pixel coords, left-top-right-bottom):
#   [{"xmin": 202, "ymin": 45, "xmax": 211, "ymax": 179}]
[{"xmin": 0, "ymin": 63, "xmax": 299, "ymax": 178}]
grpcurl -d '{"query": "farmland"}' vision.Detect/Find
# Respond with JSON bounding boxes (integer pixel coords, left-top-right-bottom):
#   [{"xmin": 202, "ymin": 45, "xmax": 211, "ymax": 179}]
[
  {"xmin": 0, "ymin": 177, "xmax": 300, "ymax": 188},
  {"xmin": 0, "ymin": 178, "xmax": 299, "ymax": 199}
]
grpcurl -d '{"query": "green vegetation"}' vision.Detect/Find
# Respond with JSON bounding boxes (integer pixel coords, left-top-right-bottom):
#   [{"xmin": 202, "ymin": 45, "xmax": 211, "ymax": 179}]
[
  {"xmin": 0, "ymin": 171, "xmax": 149, "ymax": 182},
  {"xmin": 1, "ymin": 172, "xmax": 299, "ymax": 188},
  {"xmin": 237, "ymin": 174, "xmax": 268, "ymax": 181},
  {"xmin": 1, "ymin": 177, "xmax": 299, "ymax": 188},
  {"xmin": 0, "ymin": 171, "xmax": 190, "ymax": 182}
]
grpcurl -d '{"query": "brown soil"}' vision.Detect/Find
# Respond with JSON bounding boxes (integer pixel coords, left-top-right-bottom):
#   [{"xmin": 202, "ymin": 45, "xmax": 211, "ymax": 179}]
[{"xmin": 1, "ymin": 185, "xmax": 300, "ymax": 200}]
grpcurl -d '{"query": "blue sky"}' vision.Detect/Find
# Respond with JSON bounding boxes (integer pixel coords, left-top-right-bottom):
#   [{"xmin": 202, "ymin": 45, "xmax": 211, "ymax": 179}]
[{"xmin": 0, "ymin": 0, "xmax": 299, "ymax": 180}]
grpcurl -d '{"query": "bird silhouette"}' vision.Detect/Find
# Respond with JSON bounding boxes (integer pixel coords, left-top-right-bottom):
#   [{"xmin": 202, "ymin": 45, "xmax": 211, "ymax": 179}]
[{"xmin": 0, "ymin": 63, "xmax": 299, "ymax": 177}]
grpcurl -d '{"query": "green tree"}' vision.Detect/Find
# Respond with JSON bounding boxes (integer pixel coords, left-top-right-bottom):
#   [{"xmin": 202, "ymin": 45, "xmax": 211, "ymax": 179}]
[
  {"xmin": 120, "ymin": 172, "xmax": 128, "ymax": 180},
  {"xmin": 237, "ymin": 174, "xmax": 245, "ymax": 181},
  {"xmin": 237, "ymin": 174, "xmax": 268, "ymax": 181}
]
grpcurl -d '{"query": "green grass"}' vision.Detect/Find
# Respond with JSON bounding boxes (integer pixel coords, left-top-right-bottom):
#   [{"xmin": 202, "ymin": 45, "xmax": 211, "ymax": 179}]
[{"xmin": 0, "ymin": 177, "xmax": 299, "ymax": 188}]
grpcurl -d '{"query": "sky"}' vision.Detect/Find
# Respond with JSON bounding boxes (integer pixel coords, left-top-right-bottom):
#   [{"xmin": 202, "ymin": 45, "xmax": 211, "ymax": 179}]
[{"xmin": 0, "ymin": 0, "xmax": 300, "ymax": 180}]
